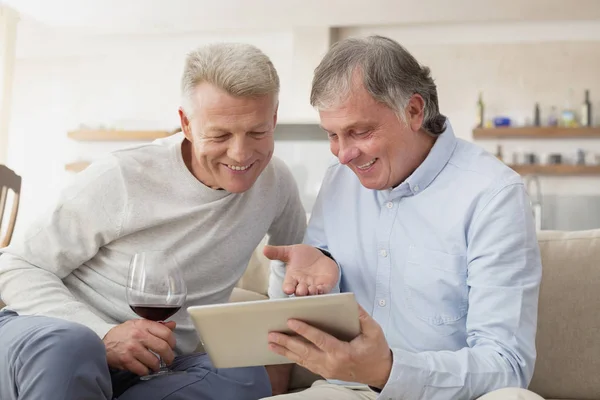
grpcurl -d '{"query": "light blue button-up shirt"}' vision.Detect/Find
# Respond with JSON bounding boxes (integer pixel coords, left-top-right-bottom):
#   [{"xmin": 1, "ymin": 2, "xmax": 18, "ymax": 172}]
[{"xmin": 300, "ymin": 121, "xmax": 542, "ymax": 399}]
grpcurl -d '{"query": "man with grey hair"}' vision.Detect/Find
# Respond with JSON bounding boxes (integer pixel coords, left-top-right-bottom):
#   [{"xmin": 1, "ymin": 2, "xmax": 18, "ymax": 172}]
[
  {"xmin": 0, "ymin": 43, "xmax": 312, "ymax": 399},
  {"xmin": 263, "ymin": 36, "xmax": 543, "ymax": 400}
]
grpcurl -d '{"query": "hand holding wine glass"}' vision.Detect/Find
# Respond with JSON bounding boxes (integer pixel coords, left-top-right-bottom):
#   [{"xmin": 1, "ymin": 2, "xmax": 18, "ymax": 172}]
[
  {"xmin": 103, "ymin": 319, "xmax": 177, "ymax": 376},
  {"xmin": 108, "ymin": 250, "xmax": 187, "ymax": 379}
]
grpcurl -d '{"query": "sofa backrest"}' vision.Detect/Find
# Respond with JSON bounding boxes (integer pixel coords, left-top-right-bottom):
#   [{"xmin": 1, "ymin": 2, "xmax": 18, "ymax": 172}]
[
  {"xmin": 528, "ymin": 229, "xmax": 600, "ymax": 399},
  {"xmin": 236, "ymin": 236, "xmax": 270, "ymax": 296}
]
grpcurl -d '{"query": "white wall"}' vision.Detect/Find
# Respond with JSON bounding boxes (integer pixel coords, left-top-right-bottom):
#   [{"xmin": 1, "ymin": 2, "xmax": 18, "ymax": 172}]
[
  {"xmin": 7, "ymin": 18, "xmax": 600, "ymax": 228},
  {"xmin": 8, "ymin": 23, "xmax": 335, "ymax": 227},
  {"xmin": 7, "ymin": 0, "xmax": 600, "ymax": 34},
  {"xmin": 0, "ymin": 5, "xmax": 19, "ymax": 164}
]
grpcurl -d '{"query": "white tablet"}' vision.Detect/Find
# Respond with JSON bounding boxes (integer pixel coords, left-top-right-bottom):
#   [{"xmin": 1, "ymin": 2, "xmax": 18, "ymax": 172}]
[{"xmin": 187, "ymin": 292, "xmax": 360, "ymax": 368}]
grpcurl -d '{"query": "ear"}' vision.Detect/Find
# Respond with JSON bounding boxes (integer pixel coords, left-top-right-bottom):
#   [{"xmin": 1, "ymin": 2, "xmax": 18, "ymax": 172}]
[
  {"xmin": 273, "ymin": 101, "xmax": 279, "ymax": 128},
  {"xmin": 406, "ymin": 94, "xmax": 425, "ymax": 132},
  {"xmin": 178, "ymin": 107, "xmax": 193, "ymax": 142}
]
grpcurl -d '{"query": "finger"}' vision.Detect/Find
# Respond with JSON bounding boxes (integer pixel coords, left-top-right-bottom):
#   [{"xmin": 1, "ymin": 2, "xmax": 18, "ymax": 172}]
[
  {"xmin": 268, "ymin": 342, "xmax": 304, "ymax": 365},
  {"xmin": 357, "ymin": 304, "xmax": 379, "ymax": 336},
  {"xmin": 124, "ymin": 357, "xmax": 153, "ymax": 376},
  {"xmin": 146, "ymin": 321, "xmax": 177, "ymax": 349},
  {"xmin": 130, "ymin": 345, "xmax": 161, "ymax": 372},
  {"xmin": 308, "ymin": 284, "xmax": 318, "ymax": 296},
  {"xmin": 141, "ymin": 334, "xmax": 176, "ymax": 365},
  {"xmin": 316, "ymin": 284, "xmax": 332, "ymax": 295},
  {"xmin": 263, "ymin": 245, "xmax": 291, "ymax": 262},
  {"xmin": 295, "ymin": 282, "xmax": 309, "ymax": 297},
  {"xmin": 161, "ymin": 321, "xmax": 177, "ymax": 331},
  {"xmin": 268, "ymin": 332, "xmax": 319, "ymax": 362},
  {"xmin": 287, "ymin": 319, "xmax": 338, "ymax": 352},
  {"xmin": 282, "ymin": 275, "xmax": 299, "ymax": 295}
]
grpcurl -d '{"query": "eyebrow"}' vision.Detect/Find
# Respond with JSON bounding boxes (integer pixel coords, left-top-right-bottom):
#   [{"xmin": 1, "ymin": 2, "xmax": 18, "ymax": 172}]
[
  {"xmin": 205, "ymin": 123, "xmax": 270, "ymax": 135},
  {"xmin": 320, "ymin": 121, "xmax": 374, "ymax": 133},
  {"xmin": 205, "ymin": 128, "xmax": 229, "ymax": 135}
]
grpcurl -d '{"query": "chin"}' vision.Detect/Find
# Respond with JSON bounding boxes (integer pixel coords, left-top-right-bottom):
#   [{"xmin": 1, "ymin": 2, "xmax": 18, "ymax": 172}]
[
  {"xmin": 358, "ymin": 177, "xmax": 387, "ymax": 191},
  {"xmin": 222, "ymin": 180, "xmax": 257, "ymax": 193},
  {"xmin": 227, "ymin": 186, "xmax": 252, "ymax": 194}
]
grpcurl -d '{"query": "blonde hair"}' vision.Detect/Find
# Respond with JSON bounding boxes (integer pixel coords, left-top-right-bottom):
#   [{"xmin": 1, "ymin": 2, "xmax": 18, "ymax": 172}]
[{"xmin": 181, "ymin": 42, "xmax": 280, "ymax": 115}]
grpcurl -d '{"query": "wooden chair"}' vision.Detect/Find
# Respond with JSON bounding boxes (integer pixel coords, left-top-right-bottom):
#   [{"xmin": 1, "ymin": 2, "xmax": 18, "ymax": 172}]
[{"xmin": 0, "ymin": 165, "xmax": 21, "ymax": 248}]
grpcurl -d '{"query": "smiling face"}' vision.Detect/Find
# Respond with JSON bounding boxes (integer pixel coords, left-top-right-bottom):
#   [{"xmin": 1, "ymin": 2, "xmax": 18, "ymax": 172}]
[
  {"xmin": 319, "ymin": 78, "xmax": 434, "ymax": 190},
  {"xmin": 178, "ymin": 82, "xmax": 277, "ymax": 193}
]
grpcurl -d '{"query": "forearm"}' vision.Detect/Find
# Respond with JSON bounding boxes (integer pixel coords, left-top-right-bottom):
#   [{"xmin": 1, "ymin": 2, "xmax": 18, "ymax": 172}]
[
  {"xmin": 378, "ymin": 346, "xmax": 526, "ymax": 400},
  {"xmin": 0, "ymin": 254, "xmax": 116, "ymax": 338}
]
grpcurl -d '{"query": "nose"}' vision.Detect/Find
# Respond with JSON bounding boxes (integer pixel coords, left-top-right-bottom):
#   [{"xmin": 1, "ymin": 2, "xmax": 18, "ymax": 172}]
[
  {"xmin": 336, "ymin": 139, "xmax": 360, "ymax": 165},
  {"xmin": 228, "ymin": 135, "xmax": 253, "ymax": 164}
]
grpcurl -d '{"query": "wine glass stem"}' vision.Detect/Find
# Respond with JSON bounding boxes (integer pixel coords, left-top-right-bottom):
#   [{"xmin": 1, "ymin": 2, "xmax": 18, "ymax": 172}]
[{"xmin": 159, "ymin": 357, "xmax": 168, "ymax": 372}]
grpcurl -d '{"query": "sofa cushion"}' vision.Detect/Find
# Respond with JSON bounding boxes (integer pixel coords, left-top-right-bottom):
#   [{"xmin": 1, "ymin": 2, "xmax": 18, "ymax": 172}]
[
  {"xmin": 229, "ymin": 287, "xmax": 268, "ymax": 303},
  {"xmin": 528, "ymin": 229, "xmax": 600, "ymax": 399},
  {"xmin": 236, "ymin": 236, "xmax": 270, "ymax": 296}
]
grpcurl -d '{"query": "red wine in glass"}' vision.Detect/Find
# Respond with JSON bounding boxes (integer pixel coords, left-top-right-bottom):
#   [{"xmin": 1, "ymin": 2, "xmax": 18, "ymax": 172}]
[
  {"xmin": 126, "ymin": 251, "xmax": 187, "ymax": 380},
  {"xmin": 129, "ymin": 305, "xmax": 182, "ymax": 322}
]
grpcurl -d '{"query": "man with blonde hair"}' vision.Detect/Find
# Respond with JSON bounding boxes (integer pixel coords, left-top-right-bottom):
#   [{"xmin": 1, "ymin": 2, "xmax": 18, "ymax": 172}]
[
  {"xmin": 263, "ymin": 35, "xmax": 543, "ymax": 400},
  {"xmin": 0, "ymin": 43, "xmax": 308, "ymax": 399}
]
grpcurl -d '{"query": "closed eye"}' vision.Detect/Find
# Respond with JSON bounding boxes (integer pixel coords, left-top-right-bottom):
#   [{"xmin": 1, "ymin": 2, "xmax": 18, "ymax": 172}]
[{"xmin": 212, "ymin": 134, "xmax": 231, "ymax": 141}]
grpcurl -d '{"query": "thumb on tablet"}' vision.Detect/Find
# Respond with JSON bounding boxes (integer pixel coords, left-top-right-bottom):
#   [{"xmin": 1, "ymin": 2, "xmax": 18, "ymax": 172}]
[
  {"xmin": 357, "ymin": 304, "xmax": 378, "ymax": 336},
  {"xmin": 263, "ymin": 245, "xmax": 290, "ymax": 262}
]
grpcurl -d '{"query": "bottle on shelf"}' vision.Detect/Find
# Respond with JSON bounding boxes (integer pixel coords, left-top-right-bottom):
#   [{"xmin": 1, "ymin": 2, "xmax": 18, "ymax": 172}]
[
  {"xmin": 581, "ymin": 89, "xmax": 592, "ymax": 127},
  {"xmin": 476, "ymin": 92, "xmax": 485, "ymax": 128},
  {"xmin": 561, "ymin": 88, "xmax": 578, "ymax": 127},
  {"xmin": 534, "ymin": 103, "xmax": 541, "ymax": 127},
  {"xmin": 495, "ymin": 144, "xmax": 503, "ymax": 162},
  {"xmin": 547, "ymin": 106, "xmax": 558, "ymax": 127}
]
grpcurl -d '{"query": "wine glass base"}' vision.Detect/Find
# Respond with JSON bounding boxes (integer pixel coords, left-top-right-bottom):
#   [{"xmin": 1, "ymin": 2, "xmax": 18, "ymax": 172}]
[{"xmin": 140, "ymin": 370, "xmax": 187, "ymax": 381}]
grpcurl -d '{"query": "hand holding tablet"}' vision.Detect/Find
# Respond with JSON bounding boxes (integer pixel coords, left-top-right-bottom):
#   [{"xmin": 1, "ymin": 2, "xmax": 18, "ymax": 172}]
[{"xmin": 187, "ymin": 293, "xmax": 360, "ymax": 368}]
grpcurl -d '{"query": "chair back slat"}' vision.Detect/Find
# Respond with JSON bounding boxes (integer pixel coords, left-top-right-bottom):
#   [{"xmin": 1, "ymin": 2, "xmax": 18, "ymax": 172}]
[{"xmin": 0, "ymin": 165, "xmax": 22, "ymax": 247}]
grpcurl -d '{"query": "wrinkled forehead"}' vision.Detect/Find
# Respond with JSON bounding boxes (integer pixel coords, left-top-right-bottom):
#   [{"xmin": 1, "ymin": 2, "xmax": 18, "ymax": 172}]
[{"xmin": 318, "ymin": 89, "xmax": 390, "ymax": 134}]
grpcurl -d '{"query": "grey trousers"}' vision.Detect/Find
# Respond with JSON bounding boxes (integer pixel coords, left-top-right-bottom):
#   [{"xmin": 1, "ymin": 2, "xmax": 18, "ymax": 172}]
[{"xmin": 0, "ymin": 310, "xmax": 271, "ymax": 400}]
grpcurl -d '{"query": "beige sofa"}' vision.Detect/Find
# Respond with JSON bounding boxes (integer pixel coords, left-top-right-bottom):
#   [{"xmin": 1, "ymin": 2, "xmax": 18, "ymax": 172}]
[
  {"xmin": 1, "ymin": 230, "xmax": 599, "ymax": 399},
  {"xmin": 232, "ymin": 230, "xmax": 600, "ymax": 399}
]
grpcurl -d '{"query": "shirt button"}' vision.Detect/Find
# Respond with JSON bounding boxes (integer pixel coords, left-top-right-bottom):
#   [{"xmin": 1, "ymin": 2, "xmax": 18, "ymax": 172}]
[
  {"xmin": 379, "ymin": 249, "xmax": 388, "ymax": 257},
  {"xmin": 386, "ymin": 202, "xmax": 393, "ymax": 209},
  {"xmin": 414, "ymin": 185, "xmax": 420, "ymax": 192},
  {"xmin": 378, "ymin": 299, "xmax": 386, "ymax": 307}
]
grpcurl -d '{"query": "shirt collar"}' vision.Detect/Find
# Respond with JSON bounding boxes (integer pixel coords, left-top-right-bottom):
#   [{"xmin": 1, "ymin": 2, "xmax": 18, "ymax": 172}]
[{"xmin": 393, "ymin": 119, "xmax": 457, "ymax": 197}]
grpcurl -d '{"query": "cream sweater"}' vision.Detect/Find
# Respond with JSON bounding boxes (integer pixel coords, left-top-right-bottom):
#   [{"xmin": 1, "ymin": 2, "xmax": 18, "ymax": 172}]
[{"xmin": 0, "ymin": 134, "xmax": 306, "ymax": 354}]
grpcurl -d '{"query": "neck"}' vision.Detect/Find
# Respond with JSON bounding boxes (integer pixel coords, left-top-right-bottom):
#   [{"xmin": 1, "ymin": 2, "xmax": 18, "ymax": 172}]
[
  {"xmin": 391, "ymin": 129, "xmax": 438, "ymax": 189},
  {"xmin": 181, "ymin": 139, "xmax": 222, "ymax": 190}
]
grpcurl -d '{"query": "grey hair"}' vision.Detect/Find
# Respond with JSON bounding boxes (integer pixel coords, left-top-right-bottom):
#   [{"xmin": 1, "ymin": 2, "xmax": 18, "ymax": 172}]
[
  {"xmin": 310, "ymin": 35, "xmax": 446, "ymax": 135},
  {"xmin": 181, "ymin": 42, "xmax": 279, "ymax": 115}
]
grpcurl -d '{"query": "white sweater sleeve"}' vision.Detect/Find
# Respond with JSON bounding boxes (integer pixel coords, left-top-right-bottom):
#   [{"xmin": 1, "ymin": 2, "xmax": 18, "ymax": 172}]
[{"xmin": 0, "ymin": 157, "xmax": 127, "ymax": 338}]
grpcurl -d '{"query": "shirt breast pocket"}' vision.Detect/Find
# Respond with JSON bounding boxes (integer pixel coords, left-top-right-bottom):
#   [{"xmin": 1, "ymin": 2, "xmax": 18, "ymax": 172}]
[{"xmin": 404, "ymin": 246, "xmax": 468, "ymax": 327}]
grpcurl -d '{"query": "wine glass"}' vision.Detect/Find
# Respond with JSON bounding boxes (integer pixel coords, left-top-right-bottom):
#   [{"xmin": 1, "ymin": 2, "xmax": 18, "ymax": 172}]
[{"xmin": 126, "ymin": 251, "xmax": 187, "ymax": 380}]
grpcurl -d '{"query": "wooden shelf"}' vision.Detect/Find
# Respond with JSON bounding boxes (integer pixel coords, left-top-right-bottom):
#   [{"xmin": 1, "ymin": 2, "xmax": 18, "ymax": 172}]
[
  {"xmin": 65, "ymin": 161, "xmax": 90, "ymax": 173},
  {"xmin": 508, "ymin": 164, "xmax": 600, "ymax": 176},
  {"xmin": 473, "ymin": 127, "xmax": 600, "ymax": 139},
  {"xmin": 68, "ymin": 129, "xmax": 173, "ymax": 141}
]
